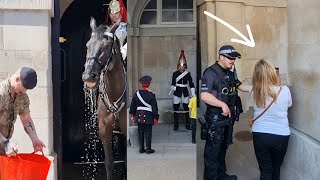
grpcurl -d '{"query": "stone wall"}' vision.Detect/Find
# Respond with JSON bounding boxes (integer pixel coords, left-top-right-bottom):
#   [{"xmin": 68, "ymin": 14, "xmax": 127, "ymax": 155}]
[{"xmin": 282, "ymin": 0, "xmax": 320, "ymax": 178}]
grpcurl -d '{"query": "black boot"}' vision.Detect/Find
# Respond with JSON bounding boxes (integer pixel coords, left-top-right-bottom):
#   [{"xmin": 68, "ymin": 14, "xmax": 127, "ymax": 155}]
[
  {"xmin": 183, "ymin": 103, "xmax": 191, "ymax": 130},
  {"xmin": 191, "ymin": 120, "xmax": 196, "ymax": 143},
  {"xmin": 222, "ymin": 174, "xmax": 237, "ymax": 180},
  {"xmin": 139, "ymin": 148, "xmax": 146, "ymax": 154},
  {"xmin": 145, "ymin": 125, "xmax": 155, "ymax": 154},
  {"xmin": 173, "ymin": 104, "xmax": 179, "ymax": 130}
]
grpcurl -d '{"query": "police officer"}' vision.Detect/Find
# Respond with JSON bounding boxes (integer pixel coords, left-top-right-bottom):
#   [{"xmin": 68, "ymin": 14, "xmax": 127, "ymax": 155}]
[
  {"xmin": 130, "ymin": 75, "xmax": 159, "ymax": 154},
  {"xmin": 171, "ymin": 50, "xmax": 195, "ymax": 130},
  {"xmin": 0, "ymin": 67, "xmax": 45, "ymax": 157},
  {"xmin": 106, "ymin": 0, "xmax": 127, "ymax": 61},
  {"xmin": 201, "ymin": 45, "xmax": 251, "ymax": 180}
]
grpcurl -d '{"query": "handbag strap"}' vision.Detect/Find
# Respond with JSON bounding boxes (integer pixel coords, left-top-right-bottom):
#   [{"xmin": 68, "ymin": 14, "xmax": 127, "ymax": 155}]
[{"xmin": 252, "ymin": 86, "xmax": 282, "ymax": 122}]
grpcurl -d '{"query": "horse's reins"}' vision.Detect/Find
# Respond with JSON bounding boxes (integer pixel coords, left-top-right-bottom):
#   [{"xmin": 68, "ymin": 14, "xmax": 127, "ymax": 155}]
[{"xmin": 97, "ymin": 31, "xmax": 127, "ymax": 118}]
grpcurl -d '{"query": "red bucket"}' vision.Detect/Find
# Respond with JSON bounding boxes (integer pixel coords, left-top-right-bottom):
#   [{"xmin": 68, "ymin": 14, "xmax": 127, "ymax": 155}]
[{"xmin": 0, "ymin": 152, "xmax": 51, "ymax": 180}]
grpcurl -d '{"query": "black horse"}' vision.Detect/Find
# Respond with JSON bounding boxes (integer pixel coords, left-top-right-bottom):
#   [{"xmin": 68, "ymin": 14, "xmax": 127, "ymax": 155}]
[{"xmin": 82, "ymin": 17, "xmax": 127, "ymax": 179}]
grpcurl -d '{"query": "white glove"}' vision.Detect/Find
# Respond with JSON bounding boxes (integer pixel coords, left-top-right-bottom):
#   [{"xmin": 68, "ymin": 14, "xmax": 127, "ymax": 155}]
[
  {"xmin": 171, "ymin": 85, "xmax": 176, "ymax": 91},
  {"xmin": 191, "ymin": 87, "xmax": 196, "ymax": 97},
  {"xmin": 120, "ymin": 43, "xmax": 127, "ymax": 60},
  {"xmin": 4, "ymin": 140, "xmax": 18, "ymax": 157}
]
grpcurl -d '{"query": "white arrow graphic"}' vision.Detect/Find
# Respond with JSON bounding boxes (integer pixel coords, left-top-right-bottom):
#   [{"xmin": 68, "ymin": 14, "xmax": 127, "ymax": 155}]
[{"xmin": 204, "ymin": 11, "xmax": 255, "ymax": 48}]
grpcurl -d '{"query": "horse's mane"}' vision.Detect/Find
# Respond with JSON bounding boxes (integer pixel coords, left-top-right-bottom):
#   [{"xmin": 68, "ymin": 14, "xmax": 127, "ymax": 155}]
[{"xmin": 94, "ymin": 24, "xmax": 107, "ymax": 39}]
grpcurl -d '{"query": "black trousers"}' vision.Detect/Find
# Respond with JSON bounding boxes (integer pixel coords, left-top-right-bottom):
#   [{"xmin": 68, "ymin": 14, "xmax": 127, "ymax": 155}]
[
  {"xmin": 253, "ymin": 132, "xmax": 289, "ymax": 180},
  {"xmin": 173, "ymin": 103, "xmax": 190, "ymax": 128},
  {"xmin": 138, "ymin": 124, "xmax": 153, "ymax": 150},
  {"xmin": 191, "ymin": 119, "xmax": 196, "ymax": 140},
  {"xmin": 203, "ymin": 127, "xmax": 228, "ymax": 180}
]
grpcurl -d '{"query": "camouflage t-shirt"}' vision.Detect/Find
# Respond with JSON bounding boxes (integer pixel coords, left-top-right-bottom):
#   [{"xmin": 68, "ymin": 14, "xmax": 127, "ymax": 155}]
[{"xmin": 0, "ymin": 78, "xmax": 30, "ymax": 139}]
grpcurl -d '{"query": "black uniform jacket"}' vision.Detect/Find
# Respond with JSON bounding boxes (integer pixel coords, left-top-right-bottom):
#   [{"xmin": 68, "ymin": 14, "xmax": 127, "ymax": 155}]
[
  {"xmin": 201, "ymin": 62, "xmax": 242, "ymax": 112},
  {"xmin": 171, "ymin": 70, "xmax": 195, "ymax": 97},
  {"xmin": 129, "ymin": 90, "xmax": 159, "ymax": 124}
]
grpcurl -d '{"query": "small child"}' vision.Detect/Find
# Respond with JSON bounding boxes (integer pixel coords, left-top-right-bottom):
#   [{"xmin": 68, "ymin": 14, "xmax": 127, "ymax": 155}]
[{"xmin": 188, "ymin": 96, "xmax": 197, "ymax": 144}]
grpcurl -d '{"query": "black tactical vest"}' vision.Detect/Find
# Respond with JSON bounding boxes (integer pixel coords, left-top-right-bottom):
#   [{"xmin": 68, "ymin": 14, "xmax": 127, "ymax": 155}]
[{"xmin": 207, "ymin": 63, "xmax": 238, "ymax": 111}]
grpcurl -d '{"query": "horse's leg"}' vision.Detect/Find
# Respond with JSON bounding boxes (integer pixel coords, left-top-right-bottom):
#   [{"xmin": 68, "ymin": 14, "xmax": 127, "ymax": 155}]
[
  {"xmin": 98, "ymin": 110, "xmax": 114, "ymax": 180},
  {"xmin": 119, "ymin": 108, "xmax": 127, "ymax": 179}
]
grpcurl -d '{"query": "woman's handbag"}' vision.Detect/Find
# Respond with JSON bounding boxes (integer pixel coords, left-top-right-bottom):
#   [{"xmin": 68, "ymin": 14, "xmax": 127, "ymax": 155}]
[{"xmin": 249, "ymin": 87, "xmax": 282, "ymax": 128}]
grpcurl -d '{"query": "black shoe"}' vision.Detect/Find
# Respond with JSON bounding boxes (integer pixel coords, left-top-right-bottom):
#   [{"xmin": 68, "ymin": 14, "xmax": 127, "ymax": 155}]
[
  {"xmin": 146, "ymin": 149, "xmax": 155, "ymax": 154},
  {"xmin": 192, "ymin": 139, "xmax": 196, "ymax": 144},
  {"xmin": 139, "ymin": 149, "xmax": 146, "ymax": 154},
  {"xmin": 173, "ymin": 126, "xmax": 178, "ymax": 131},
  {"xmin": 224, "ymin": 175, "xmax": 237, "ymax": 180},
  {"xmin": 185, "ymin": 125, "xmax": 191, "ymax": 130}
]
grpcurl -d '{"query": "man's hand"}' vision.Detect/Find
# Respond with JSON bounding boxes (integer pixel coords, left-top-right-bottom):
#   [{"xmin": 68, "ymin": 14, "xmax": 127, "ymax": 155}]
[
  {"xmin": 32, "ymin": 138, "xmax": 45, "ymax": 152},
  {"xmin": 221, "ymin": 103, "xmax": 231, "ymax": 117},
  {"xmin": 130, "ymin": 114, "xmax": 135, "ymax": 121},
  {"xmin": 154, "ymin": 119, "xmax": 158, "ymax": 125},
  {"xmin": 5, "ymin": 140, "xmax": 18, "ymax": 157}
]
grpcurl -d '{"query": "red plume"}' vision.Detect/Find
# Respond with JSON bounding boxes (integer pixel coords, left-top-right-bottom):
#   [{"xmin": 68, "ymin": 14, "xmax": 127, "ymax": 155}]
[
  {"xmin": 105, "ymin": 0, "xmax": 127, "ymax": 23},
  {"xmin": 119, "ymin": 0, "xmax": 127, "ymax": 22}
]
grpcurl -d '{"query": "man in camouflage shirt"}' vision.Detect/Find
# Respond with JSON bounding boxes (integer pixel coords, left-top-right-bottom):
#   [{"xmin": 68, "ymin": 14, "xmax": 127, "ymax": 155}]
[{"xmin": 0, "ymin": 67, "xmax": 45, "ymax": 157}]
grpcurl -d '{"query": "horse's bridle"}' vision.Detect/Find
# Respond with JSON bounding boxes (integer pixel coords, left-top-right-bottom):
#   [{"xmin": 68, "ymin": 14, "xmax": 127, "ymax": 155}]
[{"xmin": 97, "ymin": 31, "xmax": 127, "ymax": 118}]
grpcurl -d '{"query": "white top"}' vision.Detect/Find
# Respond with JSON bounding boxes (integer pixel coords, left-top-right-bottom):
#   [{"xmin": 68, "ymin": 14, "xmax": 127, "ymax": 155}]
[{"xmin": 250, "ymin": 86, "xmax": 292, "ymax": 136}]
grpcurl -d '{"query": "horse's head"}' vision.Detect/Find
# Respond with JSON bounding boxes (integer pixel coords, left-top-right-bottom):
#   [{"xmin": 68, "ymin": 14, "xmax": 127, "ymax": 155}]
[{"xmin": 82, "ymin": 17, "xmax": 119, "ymax": 88}]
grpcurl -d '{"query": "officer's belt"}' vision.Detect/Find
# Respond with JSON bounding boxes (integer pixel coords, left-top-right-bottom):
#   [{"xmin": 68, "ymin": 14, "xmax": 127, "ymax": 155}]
[
  {"xmin": 137, "ymin": 106, "xmax": 152, "ymax": 112},
  {"xmin": 176, "ymin": 83, "xmax": 187, "ymax": 87},
  {"xmin": 209, "ymin": 118, "xmax": 233, "ymax": 129}
]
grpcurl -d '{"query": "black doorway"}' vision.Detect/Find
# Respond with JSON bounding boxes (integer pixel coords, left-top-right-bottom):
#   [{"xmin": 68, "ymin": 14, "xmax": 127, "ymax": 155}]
[{"xmin": 60, "ymin": 0, "xmax": 106, "ymax": 179}]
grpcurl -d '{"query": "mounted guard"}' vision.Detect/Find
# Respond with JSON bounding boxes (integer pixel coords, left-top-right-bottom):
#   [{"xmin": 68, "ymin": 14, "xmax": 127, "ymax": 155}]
[{"xmin": 105, "ymin": 0, "xmax": 127, "ymax": 62}]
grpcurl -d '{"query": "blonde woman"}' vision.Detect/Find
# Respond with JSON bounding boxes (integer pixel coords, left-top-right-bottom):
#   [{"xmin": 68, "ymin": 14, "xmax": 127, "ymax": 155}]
[{"xmin": 250, "ymin": 59, "xmax": 292, "ymax": 180}]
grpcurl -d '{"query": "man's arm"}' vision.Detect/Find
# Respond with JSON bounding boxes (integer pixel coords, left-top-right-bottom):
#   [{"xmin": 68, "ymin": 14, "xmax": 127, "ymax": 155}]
[
  {"xmin": 201, "ymin": 92, "xmax": 225, "ymax": 108},
  {"xmin": 238, "ymin": 84, "xmax": 252, "ymax": 92},
  {"xmin": 0, "ymin": 132, "xmax": 8, "ymax": 144},
  {"xmin": 19, "ymin": 112, "xmax": 39, "ymax": 141},
  {"xmin": 201, "ymin": 92, "xmax": 231, "ymax": 117}
]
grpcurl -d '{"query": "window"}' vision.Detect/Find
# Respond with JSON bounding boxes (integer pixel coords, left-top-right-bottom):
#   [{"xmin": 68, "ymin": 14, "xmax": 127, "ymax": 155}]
[
  {"xmin": 140, "ymin": 0, "xmax": 195, "ymax": 25},
  {"xmin": 140, "ymin": 0, "xmax": 157, "ymax": 24}
]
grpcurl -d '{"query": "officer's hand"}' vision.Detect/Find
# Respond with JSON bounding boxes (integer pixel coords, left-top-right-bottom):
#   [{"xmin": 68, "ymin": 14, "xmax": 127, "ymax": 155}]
[
  {"xmin": 171, "ymin": 86, "xmax": 176, "ymax": 91},
  {"xmin": 5, "ymin": 140, "xmax": 18, "ymax": 157},
  {"xmin": 221, "ymin": 103, "xmax": 231, "ymax": 117}
]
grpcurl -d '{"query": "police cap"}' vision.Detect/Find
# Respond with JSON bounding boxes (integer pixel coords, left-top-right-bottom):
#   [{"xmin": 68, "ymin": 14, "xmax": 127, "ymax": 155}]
[{"xmin": 219, "ymin": 45, "xmax": 241, "ymax": 59}]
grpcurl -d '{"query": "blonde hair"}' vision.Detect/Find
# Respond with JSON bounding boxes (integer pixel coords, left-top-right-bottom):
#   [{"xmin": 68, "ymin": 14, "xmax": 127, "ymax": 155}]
[{"xmin": 252, "ymin": 59, "xmax": 280, "ymax": 108}]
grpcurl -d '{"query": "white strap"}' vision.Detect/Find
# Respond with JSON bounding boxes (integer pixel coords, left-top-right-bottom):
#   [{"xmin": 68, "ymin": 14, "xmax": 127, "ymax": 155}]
[
  {"xmin": 176, "ymin": 71, "xmax": 188, "ymax": 83},
  {"xmin": 137, "ymin": 91, "xmax": 152, "ymax": 109},
  {"xmin": 176, "ymin": 84, "xmax": 187, "ymax": 87},
  {"xmin": 104, "ymin": 31, "xmax": 114, "ymax": 38},
  {"xmin": 137, "ymin": 106, "xmax": 152, "ymax": 112}
]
